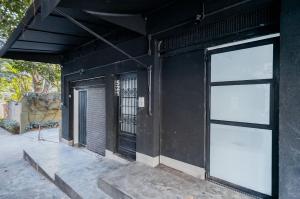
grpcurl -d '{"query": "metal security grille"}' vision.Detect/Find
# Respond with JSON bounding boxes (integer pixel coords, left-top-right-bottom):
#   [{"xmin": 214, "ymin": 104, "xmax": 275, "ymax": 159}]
[
  {"xmin": 118, "ymin": 73, "xmax": 137, "ymax": 159},
  {"xmin": 119, "ymin": 73, "xmax": 137, "ymax": 134}
]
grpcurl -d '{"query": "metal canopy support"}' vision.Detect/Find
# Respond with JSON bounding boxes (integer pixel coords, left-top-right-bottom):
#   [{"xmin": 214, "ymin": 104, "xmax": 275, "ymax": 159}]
[
  {"xmin": 54, "ymin": 8, "xmax": 152, "ymax": 116},
  {"xmin": 54, "ymin": 8, "xmax": 148, "ymax": 68},
  {"xmin": 85, "ymin": 11, "xmax": 146, "ymax": 35},
  {"xmin": 41, "ymin": 0, "xmax": 61, "ymax": 19}
]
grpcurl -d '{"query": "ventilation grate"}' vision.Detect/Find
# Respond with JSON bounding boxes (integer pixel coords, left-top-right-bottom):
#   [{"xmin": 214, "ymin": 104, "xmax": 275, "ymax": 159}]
[{"xmin": 160, "ymin": 6, "xmax": 276, "ymax": 52}]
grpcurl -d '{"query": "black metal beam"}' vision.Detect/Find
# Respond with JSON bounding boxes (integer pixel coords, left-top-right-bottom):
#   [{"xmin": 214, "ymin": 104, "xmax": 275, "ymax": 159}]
[
  {"xmin": 29, "ymin": 14, "xmax": 111, "ymax": 38},
  {"xmin": 26, "ymin": 28, "xmax": 92, "ymax": 39},
  {"xmin": 9, "ymin": 48, "xmax": 60, "ymax": 53},
  {"xmin": 56, "ymin": 8, "xmax": 152, "ymax": 115},
  {"xmin": 49, "ymin": 12, "xmax": 114, "ymax": 28},
  {"xmin": 3, "ymin": 51, "xmax": 61, "ymax": 63},
  {"xmin": 17, "ymin": 39, "xmax": 76, "ymax": 47},
  {"xmin": 41, "ymin": 0, "xmax": 61, "ymax": 19},
  {"xmin": 19, "ymin": 29, "xmax": 90, "ymax": 45},
  {"xmin": 12, "ymin": 41, "xmax": 68, "ymax": 52},
  {"xmin": 57, "ymin": 0, "xmax": 165, "ymax": 14},
  {"xmin": 85, "ymin": 11, "xmax": 146, "ymax": 35},
  {"xmin": 54, "ymin": 8, "xmax": 148, "ymax": 69}
]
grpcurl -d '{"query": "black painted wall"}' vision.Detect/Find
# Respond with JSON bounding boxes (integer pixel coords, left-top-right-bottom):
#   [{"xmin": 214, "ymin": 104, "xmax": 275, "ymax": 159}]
[
  {"xmin": 161, "ymin": 50, "xmax": 205, "ymax": 167},
  {"xmin": 58, "ymin": 2, "xmax": 284, "ymax": 196},
  {"xmin": 61, "ymin": 36, "xmax": 158, "ymax": 157},
  {"xmin": 279, "ymin": 0, "xmax": 300, "ymax": 198}
]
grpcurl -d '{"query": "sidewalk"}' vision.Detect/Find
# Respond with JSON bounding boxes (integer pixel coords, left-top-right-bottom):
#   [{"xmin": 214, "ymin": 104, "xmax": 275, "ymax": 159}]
[
  {"xmin": 0, "ymin": 127, "xmax": 68, "ymax": 199},
  {"xmin": 23, "ymin": 138, "xmax": 124, "ymax": 199}
]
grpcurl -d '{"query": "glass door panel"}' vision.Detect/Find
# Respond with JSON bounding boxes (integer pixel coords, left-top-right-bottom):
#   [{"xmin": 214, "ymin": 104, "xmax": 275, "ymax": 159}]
[
  {"xmin": 210, "ymin": 84, "xmax": 270, "ymax": 124},
  {"xmin": 208, "ymin": 41, "xmax": 275, "ymax": 197},
  {"xmin": 211, "ymin": 44, "xmax": 273, "ymax": 82},
  {"xmin": 210, "ymin": 124, "xmax": 272, "ymax": 195}
]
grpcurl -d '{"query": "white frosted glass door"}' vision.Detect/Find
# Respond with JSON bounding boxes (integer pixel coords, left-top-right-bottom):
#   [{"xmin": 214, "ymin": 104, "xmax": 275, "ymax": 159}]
[
  {"xmin": 208, "ymin": 41, "xmax": 274, "ymax": 196},
  {"xmin": 210, "ymin": 124, "xmax": 272, "ymax": 195},
  {"xmin": 211, "ymin": 44, "xmax": 273, "ymax": 82},
  {"xmin": 211, "ymin": 84, "xmax": 270, "ymax": 124}
]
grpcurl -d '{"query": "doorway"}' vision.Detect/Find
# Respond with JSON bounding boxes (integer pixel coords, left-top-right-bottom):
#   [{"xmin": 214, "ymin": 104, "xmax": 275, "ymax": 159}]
[
  {"xmin": 78, "ymin": 90, "xmax": 87, "ymax": 146},
  {"xmin": 117, "ymin": 73, "xmax": 137, "ymax": 160},
  {"xmin": 86, "ymin": 87, "xmax": 106, "ymax": 155},
  {"xmin": 73, "ymin": 79, "xmax": 107, "ymax": 155},
  {"xmin": 206, "ymin": 38, "xmax": 278, "ymax": 198}
]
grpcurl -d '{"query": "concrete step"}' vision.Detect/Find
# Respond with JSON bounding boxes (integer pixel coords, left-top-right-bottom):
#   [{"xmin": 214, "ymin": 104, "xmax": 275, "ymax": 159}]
[
  {"xmin": 97, "ymin": 163, "xmax": 255, "ymax": 199},
  {"xmin": 24, "ymin": 149, "xmax": 82, "ymax": 199},
  {"xmin": 23, "ymin": 142, "xmax": 125, "ymax": 199},
  {"xmin": 23, "ymin": 140, "xmax": 255, "ymax": 199}
]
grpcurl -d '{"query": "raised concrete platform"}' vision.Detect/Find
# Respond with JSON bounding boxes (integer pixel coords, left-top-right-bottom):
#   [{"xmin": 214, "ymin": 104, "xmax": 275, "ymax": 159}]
[
  {"xmin": 23, "ymin": 130, "xmax": 255, "ymax": 199},
  {"xmin": 23, "ymin": 141, "xmax": 126, "ymax": 199},
  {"xmin": 98, "ymin": 163, "xmax": 255, "ymax": 199}
]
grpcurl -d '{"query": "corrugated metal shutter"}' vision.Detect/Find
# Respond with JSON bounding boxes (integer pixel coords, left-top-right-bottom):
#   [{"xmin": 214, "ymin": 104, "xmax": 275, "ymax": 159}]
[{"xmin": 86, "ymin": 87, "xmax": 106, "ymax": 155}]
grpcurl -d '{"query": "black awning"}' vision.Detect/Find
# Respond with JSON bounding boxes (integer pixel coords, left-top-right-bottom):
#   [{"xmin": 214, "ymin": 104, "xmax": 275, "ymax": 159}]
[
  {"xmin": 0, "ymin": 0, "xmax": 172, "ymax": 64},
  {"xmin": 41, "ymin": 0, "xmax": 167, "ymax": 17}
]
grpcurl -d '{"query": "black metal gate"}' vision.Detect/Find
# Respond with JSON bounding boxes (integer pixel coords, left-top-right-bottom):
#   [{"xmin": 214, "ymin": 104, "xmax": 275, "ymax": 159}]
[
  {"xmin": 78, "ymin": 90, "xmax": 87, "ymax": 146},
  {"xmin": 118, "ymin": 73, "xmax": 137, "ymax": 159}
]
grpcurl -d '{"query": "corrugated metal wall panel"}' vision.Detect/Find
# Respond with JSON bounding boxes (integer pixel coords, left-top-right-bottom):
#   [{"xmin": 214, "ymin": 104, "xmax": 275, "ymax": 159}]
[{"xmin": 86, "ymin": 87, "xmax": 106, "ymax": 155}]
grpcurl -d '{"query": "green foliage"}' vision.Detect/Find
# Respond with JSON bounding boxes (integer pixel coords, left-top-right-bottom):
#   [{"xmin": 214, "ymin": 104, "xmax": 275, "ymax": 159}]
[
  {"xmin": 0, "ymin": 61, "xmax": 32, "ymax": 101},
  {"xmin": 0, "ymin": 0, "xmax": 32, "ymax": 38},
  {"xmin": 4, "ymin": 60, "xmax": 61, "ymax": 93},
  {"xmin": 0, "ymin": 118, "xmax": 20, "ymax": 134},
  {"xmin": 0, "ymin": 1, "xmax": 61, "ymax": 102},
  {"xmin": 25, "ymin": 120, "xmax": 59, "ymax": 132},
  {"xmin": 0, "ymin": 60, "xmax": 61, "ymax": 102}
]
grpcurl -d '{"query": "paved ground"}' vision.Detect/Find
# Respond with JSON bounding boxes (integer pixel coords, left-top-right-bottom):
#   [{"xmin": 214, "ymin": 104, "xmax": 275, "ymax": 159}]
[
  {"xmin": 0, "ymin": 128, "xmax": 68, "ymax": 199},
  {"xmin": 22, "ymin": 129, "xmax": 254, "ymax": 199},
  {"xmin": 23, "ymin": 135, "xmax": 125, "ymax": 199},
  {"xmin": 0, "ymin": 127, "xmax": 256, "ymax": 199},
  {"xmin": 98, "ymin": 163, "xmax": 255, "ymax": 199}
]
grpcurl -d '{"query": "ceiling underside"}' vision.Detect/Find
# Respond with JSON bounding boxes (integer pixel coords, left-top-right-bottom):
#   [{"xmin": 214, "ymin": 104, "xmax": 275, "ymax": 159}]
[
  {"xmin": 1, "ymin": 0, "xmax": 272, "ymax": 63},
  {"xmin": 43, "ymin": 0, "xmax": 172, "ymax": 16},
  {"xmin": 0, "ymin": 0, "xmax": 174, "ymax": 63}
]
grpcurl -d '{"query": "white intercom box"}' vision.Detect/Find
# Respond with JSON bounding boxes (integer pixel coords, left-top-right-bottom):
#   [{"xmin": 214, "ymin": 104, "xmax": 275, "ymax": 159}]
[{"xmin": 138, "ymin": 97, "xmax": 145, "ymax": 108}]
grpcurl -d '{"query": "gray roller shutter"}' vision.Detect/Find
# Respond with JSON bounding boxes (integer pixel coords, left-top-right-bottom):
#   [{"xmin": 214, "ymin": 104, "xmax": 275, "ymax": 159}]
[{"xmin": 86, "ymin": 87, "xmax": 106, "ymax": 155}]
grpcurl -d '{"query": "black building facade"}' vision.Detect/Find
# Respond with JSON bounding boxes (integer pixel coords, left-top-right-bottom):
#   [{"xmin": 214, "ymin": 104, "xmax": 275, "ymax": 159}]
[{"xmin": 0, "ymin": 0, "xmax": 299, "ymax": 198}]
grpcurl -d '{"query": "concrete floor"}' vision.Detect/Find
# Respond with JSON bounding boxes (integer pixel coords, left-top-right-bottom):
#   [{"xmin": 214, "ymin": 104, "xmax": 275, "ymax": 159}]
[
  {"xmin": 22, "ymin": 129, "xmax": 255, "ymax": 199},
  {"xmin": 0, "ymin": 127, "xmax": 257, "ymax": 199},
  {"xmin": 23, "ymin": 136, "xmax": 125, "ymax": 199},
  {"xmin": 98, "ymin": 163, "xmax": 255, "ymax": 199},
  {"xmin": 0, "ymin": 128, "xmax": 68, "ymax": 199}
]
